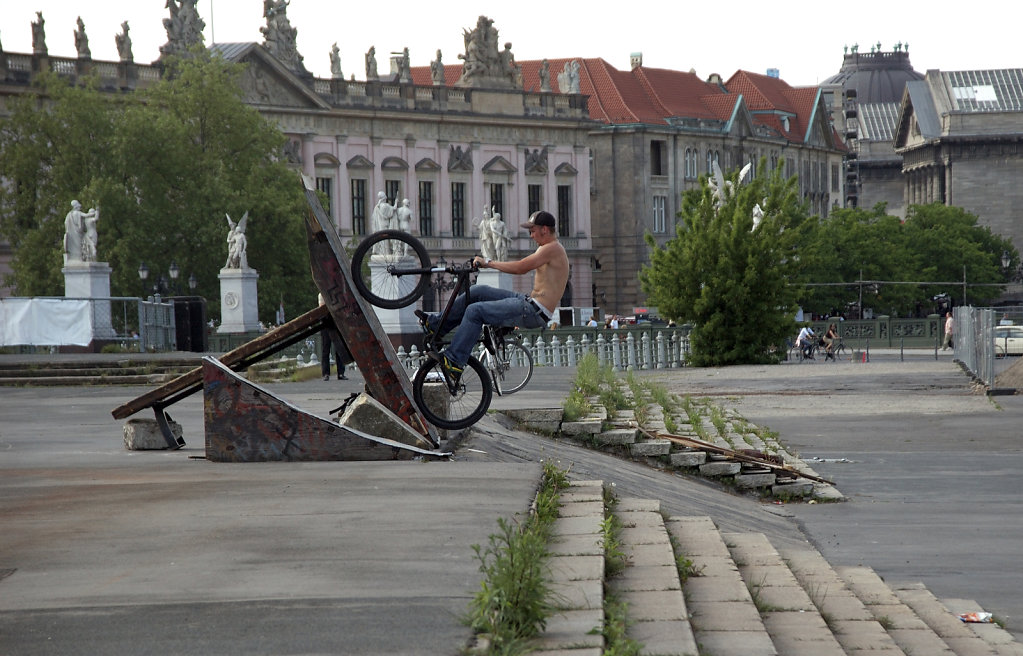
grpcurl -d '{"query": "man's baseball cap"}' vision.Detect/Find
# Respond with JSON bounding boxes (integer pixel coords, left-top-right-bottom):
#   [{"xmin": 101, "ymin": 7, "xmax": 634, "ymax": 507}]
[{"xmin": 522, "ymin": 210, "xmax": 556, "ymax": 230}]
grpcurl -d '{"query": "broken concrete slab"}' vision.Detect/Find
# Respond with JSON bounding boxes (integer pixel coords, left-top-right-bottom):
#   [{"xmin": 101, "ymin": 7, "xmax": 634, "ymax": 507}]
[{"xmin": 123, "ymin": 417, "xmax": 183, "ymax": 450}]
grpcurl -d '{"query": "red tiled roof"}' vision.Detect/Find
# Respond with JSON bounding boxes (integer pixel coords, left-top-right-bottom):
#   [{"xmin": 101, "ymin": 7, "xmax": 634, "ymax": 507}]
[{"xmin": 408, "ymin": 58, "xmax": 825, "ymax": 143}]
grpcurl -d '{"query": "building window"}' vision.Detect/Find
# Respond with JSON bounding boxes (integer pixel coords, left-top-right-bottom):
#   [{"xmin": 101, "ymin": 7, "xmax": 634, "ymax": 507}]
[
  {"xmin": 418, "ymin": 181, "xmax": 434, "ymax": 236},
  {"xmin": 528, "ymin": 184, "xmax": 543, "ymax": 215},
  {"xmin": 351, "ymin": 179, "xmax": 367, "ymax": 235},
  {"xmin": 653, "ymin": 195, "xmax": 667, "ymax": 233},
  {"xmin": 489, "ymin": 183, "xmax": 504, "ymax": 217},
  {"xmin": 385, "ymin": 180, "xmax": 401, "ymax": 205},
  {"xmin": 315, "ymin": 176, "xmax": 333, "ymax": 219},
  {"xmin": 651, "ymin": 139, "xmax": 667, "ymax": 176},
  {"xmin": 451, "ymin": 182, "xmax": 466, "ymax": 237},
  {"xmin": 557, "ymin": 185, "xmax": 571, "ymax": 237},
  {"xmin": 832, "ymin": 164, "xmax": 840, "ymax": 192},
  {"xmin": 706, "ymin": 150, "xmax": 713, "ymax": 174}
]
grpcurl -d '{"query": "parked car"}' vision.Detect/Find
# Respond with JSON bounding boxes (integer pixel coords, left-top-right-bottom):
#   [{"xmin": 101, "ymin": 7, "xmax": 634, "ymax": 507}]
[{"xmin": 994, "ymin": 325, "xmax": 1023, "ymax": 357}]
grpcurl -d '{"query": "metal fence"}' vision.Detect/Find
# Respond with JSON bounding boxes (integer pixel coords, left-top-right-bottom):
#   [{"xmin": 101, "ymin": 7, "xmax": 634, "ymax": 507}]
[{"xmin": 953, "ymin": 307, "xmax": 997, "ymax": 388}]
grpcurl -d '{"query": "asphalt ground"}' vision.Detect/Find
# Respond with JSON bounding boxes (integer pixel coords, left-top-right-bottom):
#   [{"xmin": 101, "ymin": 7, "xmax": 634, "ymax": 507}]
[{"xmin": 1, "ymin": 349, "xmax": 1021, "ymax": 653}]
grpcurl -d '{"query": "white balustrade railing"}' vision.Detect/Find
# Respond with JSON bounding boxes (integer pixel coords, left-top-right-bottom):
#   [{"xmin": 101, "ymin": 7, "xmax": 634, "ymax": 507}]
[{"xmin": 392, "ymin": 329, "xmax": 690, "ymax": 371}]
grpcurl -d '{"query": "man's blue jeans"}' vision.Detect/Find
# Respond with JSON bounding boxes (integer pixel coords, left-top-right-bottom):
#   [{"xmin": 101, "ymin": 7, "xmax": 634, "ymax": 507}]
[{"xmin": 425, "ymin": 285, "xmax": 548, "ymax": 366}]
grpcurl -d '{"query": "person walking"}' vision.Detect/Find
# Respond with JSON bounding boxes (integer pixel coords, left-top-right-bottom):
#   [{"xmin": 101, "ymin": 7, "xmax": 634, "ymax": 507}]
[
  {"xmin": 318, "ymin": 293, "xmax": 350, "ymax": 380},
  {"xmin": 941, "ymin": 311, "xmax": 954, "ymax": 350}
]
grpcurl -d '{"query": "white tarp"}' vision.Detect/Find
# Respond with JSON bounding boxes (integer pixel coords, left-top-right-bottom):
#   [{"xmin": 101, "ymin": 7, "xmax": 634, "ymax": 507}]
[{"xmin": 0, "ymin": 298, "xmax": 94, "ymax": 346}]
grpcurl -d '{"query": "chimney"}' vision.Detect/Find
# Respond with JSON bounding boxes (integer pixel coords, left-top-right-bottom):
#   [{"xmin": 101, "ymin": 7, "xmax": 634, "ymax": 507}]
[{"xmin": 630, "ymin": 52, "xmax": 642, "ymax": 70}]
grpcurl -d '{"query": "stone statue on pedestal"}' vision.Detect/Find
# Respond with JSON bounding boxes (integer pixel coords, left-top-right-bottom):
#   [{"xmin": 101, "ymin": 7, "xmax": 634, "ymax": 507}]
[
  {"xmin": 74, "ymin": 16, "xmax": 90, "ymax": 59},
  {"xmin": 116, "ymin": 21, "xmax": 133, "ymax": 62},
  {"xmin": 32, "ymin": 12, "xmax": 47, "ymax": 55},
  {"xmin": 63, "ymin": 200, "xmax": 99, "ymax": 265},
  {"xmin": 224, "ymin": 212, "xmax": 249, "ymax": 270},
  {"xmin": 160, "ymin": 0, "xmax": 205, "ymax": 60},
  {"xmin": 558, "ymin": 60, "xmax": 580, "ymax": 94},
  {"xmin": 365, "ymin": 46, "xmax": 378, "ymax": 80},
  {"xmin": 330, "ymin": 43, "xmax": 342, "ymax": 79},
  {"xmin": 430, "ymin": 50, "xmax": 445, "ymax": 85}
]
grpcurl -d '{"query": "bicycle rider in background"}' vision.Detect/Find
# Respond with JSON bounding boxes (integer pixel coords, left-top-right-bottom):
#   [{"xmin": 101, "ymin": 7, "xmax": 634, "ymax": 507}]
[
  {"xmin": 796, "ymin": 324, "xmax": 816, "ymax": 360},
  {"xmin": 415, "ymin": 210, "xmax": 569, "ymax": 382}
]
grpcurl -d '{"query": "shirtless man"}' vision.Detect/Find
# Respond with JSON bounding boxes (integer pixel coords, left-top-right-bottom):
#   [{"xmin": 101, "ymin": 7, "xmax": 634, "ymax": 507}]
[{"xmin": 417, "ymin": 210, "xmax": 568, "ymax": 381}]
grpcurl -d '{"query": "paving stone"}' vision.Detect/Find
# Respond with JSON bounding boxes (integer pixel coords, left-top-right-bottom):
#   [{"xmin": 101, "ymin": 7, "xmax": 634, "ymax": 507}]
[
  {"xmin": 594, "ymin": 428, "xmax": 637, "ymax": 445},
  {"xmin": 617, "ymin": 588, "xmax": 687, "ymax": 621},
  {"xmin": 551, "ymin": 514, "xmax": 604, "ymax": 537},
  {"xmin": 558, "ymin": 499, "xmax": 604, "ymax": 517},
  {"xmin": 547, "ymin": 577, "xmax": 603, "ymax": 611},
  {"xmin": 527, "ymin": 609, "xmax": 603, "ymax": 651},
  {"xmin": 688, "ymin": 600, "xmax": 765, "ymax": 631},
  {"xmin": 548, "ymin": 554, "xmax": 604, "ymax": 582},
  {"xmin": 616, "ymin": 497, "xmax": 660, "ymax": 513},
  {"xmin": 683, "ymin": 576, "xmax": 751, "ymax": 603},
  {"xmin": 629, "ymin": 439, "xmax": 671, "ymax": 456},
  {"xmin": 548, "ymin": 533, "xmax": 603, "ymax": 557},
  {"xmin": 560, "ymin": 420, "xmax": 602, "ymax": 436},
  {"xmin": 611, "ymin": 564, "xmax": 681, "ymax": 592},
  {"xmin": 734, "ymin": 472, "xmax": 776, "ymax": 488},
  {"xmin": 694, "ymin": 630, "xmax": 777, "ymax": 656},
  {"xmin": 618, "ymin": 525, "xmax": 670, "ymax": 546},
  {"xmin": 623, "ymin": 541, "xmax": 676, "ymax": 566},
  {"xmin": 699, "ymin": 461, "xmax": 741, "ymax": 476},
  {"xmin": 669, "ymin": 449, "xmax": 707, "ymax": 467},
  {"xmin": 627, "ymin": 618, "xmax": 699, "ymax": 656}
]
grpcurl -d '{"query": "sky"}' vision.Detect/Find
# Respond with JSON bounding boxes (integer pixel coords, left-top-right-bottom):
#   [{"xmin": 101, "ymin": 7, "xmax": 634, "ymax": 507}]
[{"xmin": 3, "ymin": 1, "xmax": 1018, "ymax": 87}]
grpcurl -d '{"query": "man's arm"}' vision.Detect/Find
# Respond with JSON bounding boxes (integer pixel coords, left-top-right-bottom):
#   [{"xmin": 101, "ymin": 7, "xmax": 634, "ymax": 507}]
[{"xmin": 475, "ymin": 243, "xmax": 555, "ymax": 275}]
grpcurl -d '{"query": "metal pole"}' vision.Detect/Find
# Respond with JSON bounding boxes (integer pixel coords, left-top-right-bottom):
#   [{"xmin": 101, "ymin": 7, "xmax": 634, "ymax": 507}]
[{"xmin": 963, "ymin": 264, "xmax": 967, "ymax": 306}]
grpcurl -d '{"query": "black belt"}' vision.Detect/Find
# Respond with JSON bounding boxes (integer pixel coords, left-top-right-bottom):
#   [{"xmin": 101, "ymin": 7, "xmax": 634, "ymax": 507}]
[{"xmin": 527, "ymin": 297, "xmax": 552, "ymax": 321}]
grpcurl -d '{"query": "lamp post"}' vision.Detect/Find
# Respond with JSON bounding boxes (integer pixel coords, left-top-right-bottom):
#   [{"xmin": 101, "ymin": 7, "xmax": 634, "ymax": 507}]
[
  {"xmin": 188, "ymin": 273, "xmax": 198, "ymax": 293},
  {"xmin": 137, "ymin": 262, "xmax": 150, "ymax": 298},
  {"xmin": 169, "ymin": 261, "xmax": 180, "ymax": 295},
  {"xmin": 429, "ymin": 256, "xmax": 457, "ymax": 311}
]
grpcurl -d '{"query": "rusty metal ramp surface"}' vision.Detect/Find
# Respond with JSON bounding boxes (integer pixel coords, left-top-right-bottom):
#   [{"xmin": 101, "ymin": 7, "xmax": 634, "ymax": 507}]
[{"xmin": 202, "ymin": 357, "xmax": 445, "ymax": 462}]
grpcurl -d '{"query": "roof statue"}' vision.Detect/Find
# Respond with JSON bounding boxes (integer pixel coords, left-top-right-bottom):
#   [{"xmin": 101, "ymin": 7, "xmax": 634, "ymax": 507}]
[
  {"xmin": 261, "ymin": 0, "xmax": 308, "ymax": 75},
  {"xmin": 557, "ymin": 60, "xmax": 580, "ymax": 94},
  {"xmin": 455, "ymin": 16, "xmax": 522, "ymax": 90},
  {"xmin": 74, "ymin": 16, "xmax": 90, "ymax": 59},
  {"xmin": 159, "ymin": 0, "xmax": 205, "ymax": 60},
  {"xmin": 115, "ymin": 21, "xmax": 133, "ymax": 63},
  {"xmin": 31, "ymin": 12, "xmax": 47, "ymax": 55}
]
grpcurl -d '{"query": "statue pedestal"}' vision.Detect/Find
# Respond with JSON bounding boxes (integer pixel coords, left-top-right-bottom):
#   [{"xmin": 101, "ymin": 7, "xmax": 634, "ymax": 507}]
[
  {"xmin": 63, "ymin": 261, "xmax": 115, "ymax": 339},
  {"xmin": 217, "ymin": 268, "xmax": 260, "ymax": 333},
  {"xmin": 368, "ymin": 255, "xmax": 418, "ymax": 340},
  {"xmin": 476, "ymin": 269, "xmax": 514, "ymax": 291}
]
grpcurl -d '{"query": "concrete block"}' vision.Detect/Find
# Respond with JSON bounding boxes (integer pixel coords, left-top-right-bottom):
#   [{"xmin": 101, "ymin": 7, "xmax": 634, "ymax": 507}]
[
  {"xmin": 734, "ymin": 472, "xmax": 777, "ymax": 489},
  {"xmin": 338, "ymin": 393, "xmax": 433, "ymax": 449},
  {"xmin": 699, "ymin": 461, "xmax": 741, "ymax": 477},
  {"xmin": 560, "ymin": 420, "xmax": 602, "ymax": 436},
  {"xmin": 630, "ymin": 439, "xmax": 671, "ymax": 457},
  {"xmin": 670, "ymin": 449, "xmax": 707, "ymax": 467},
  {"xmin": 595, "ymin": 428, "xmax": 637, "ymax": 445},
  {"xmin": 772, "ymin": 478, "xmax": 814, "ymax": 498},
  {"xmin": 123, "ymin": 418, "xmax": 182, "ymax": 450}
]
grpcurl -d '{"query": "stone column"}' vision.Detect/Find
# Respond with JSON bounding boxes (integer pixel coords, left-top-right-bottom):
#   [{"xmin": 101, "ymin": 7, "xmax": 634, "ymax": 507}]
[{"xmin": 217, "ymin": 267, "xmax": 260, "ymax": 333}]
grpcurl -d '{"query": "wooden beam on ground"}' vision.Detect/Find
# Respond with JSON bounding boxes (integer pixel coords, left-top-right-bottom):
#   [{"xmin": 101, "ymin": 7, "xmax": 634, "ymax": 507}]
[
  {"xmin": 111, "ymin": 305, "xmax": 330, "ymax": 420},
  {"xmin": 641, "ymin": 427, "xmax": 834, "ymax": 485}
]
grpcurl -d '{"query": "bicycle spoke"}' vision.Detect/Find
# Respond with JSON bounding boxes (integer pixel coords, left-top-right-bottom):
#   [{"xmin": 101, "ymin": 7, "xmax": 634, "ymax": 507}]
[{"xmin": 413, "ymin": 356, "xmax": 492, "ymax": 430}]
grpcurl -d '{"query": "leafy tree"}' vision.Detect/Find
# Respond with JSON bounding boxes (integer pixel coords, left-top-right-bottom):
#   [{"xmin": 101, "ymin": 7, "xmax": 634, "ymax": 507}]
[
  {"xmin": 799, "ymin": 203, "xmax": 1015, "ymax": 316},
  {"xmin": 641, "ymin": 162, "xmax": 813, "ymax": 366},
  {"xmin": 0, "ymin": 50, "xmax": 312, "ymax": 323}
]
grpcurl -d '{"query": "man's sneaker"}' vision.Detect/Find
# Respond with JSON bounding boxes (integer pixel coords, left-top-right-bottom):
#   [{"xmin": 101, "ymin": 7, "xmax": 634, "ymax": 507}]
[
  {"xmin": 414, "ymin": 309, "xmax": 435, "ymax": 341},
  {"xmin": 429, "ymin": 350, "xmax": 463, "ymax": 386}
]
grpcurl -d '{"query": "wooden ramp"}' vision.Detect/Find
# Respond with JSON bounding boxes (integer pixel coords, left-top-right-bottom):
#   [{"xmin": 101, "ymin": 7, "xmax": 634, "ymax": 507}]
[
  {"xmin": 203, "ymin": 358, "xmax": 442, "ymax": 462},
  {"xmin": 111, "ymin": 173, "xmax": 439, "ymax": 455}
]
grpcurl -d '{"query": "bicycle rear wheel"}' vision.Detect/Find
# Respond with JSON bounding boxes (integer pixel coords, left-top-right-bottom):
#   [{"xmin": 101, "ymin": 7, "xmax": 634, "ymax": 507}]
[
  {"xmin": 350, "ymin": 230, "xmax": 431, "ymax": 309},
  {"xmin": 486, "ymin": 340, "xmax": 533, "ymax": 395},
  {"xmin": 412, "ymin": 355, "xmax": 492, "ymax": 430}
]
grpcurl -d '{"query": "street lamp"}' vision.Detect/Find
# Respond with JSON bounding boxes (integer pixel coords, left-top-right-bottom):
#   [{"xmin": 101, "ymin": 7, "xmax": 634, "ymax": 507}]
[
  {"xmin": 188, "ymin": 273, "xmax": 198, "ymax": 293},
  {"xmin": 429, "ymin": 255, "xmax": 457, "ymax": 311},
  {"xmin": 137, "ymin": 262, "xmax": 150, "ymax": 297},
  {"xmin": 168, "ymin": 262, "xmax": 180, "ymax": 295}
]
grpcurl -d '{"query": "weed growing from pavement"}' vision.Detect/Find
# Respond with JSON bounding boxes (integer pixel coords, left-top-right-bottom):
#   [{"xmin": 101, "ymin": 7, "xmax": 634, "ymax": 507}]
[
  {"xmin": 598, "ymin": 484, "xmax": 643, "ymax": 656},
  {"xmin": 464, "ymin": 460, "xmax": 567, "ymax": 655}
]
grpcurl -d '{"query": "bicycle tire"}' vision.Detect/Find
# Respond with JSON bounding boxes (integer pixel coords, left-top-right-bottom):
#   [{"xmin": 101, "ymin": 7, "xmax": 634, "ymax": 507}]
[
  {"xmin": 487, "ymin": 340, "xmax": 533, "ymax": 395},
  {"xmin": 413, "ymin": 355, "xmax": 492, "ymax": 430},
  {"xmin": 350, "ymin": 230, "xmax": 431, "ymax": 309}
]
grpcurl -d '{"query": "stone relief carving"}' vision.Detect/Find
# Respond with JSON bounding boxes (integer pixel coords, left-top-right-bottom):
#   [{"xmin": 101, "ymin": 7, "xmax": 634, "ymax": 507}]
[
  {"xmin": 239, "ymin": 65, "xmax": 305, "ymax": 107},
  {"xmin": 282, "ymin": 139, "xmax": 302, "ymax": 164},
  {"xmin": 448, "ymin": 145, "xmax": 473, "ymax": 172},
  {"xmin": 525, "ymin": 147, "xmax": 549, "ymax": 174}
]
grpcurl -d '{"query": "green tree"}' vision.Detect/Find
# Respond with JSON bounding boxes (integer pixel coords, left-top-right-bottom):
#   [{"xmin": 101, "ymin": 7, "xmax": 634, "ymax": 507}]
[
  {"xmin": 799, "ymin": 203, "xmax": 1015, "ymax": 316},
  {"xmin": 0, "ymin": 51, "xmax": 312, "ymax": 323},
  {"xmin": 641, "ymin": 162, "xmax": 813, "ymax": 366}
]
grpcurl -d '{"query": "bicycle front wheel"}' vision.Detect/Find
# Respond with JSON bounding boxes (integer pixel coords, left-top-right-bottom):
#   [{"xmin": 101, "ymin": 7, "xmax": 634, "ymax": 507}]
[
  {"xmin": 487, "ymin": 340, "xmax": 533, "ymax": 395},
  {"xmin": 413, "ymin": 355, "xmax": 493, "ymax": 430},
  {"xmin": 350, "ymin": 230, "xmax": 431, "ymax": 309}
]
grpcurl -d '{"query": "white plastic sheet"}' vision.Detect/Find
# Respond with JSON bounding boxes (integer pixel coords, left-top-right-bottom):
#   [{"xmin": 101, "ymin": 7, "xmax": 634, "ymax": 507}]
[{"xmin": 0, "ymin": 298, "xmax": 94, "ymax": 346}]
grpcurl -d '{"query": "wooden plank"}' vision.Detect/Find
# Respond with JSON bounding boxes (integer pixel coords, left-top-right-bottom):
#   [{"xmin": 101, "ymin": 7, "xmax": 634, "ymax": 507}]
[
  {"xmin": 202, "ymin": 357, "xmax": 442, "ymax": 462},
  {"xmin": 111, "ymin": 305, "xmax": 330, "ymax": 420},
  {"xmin": 301, "ymin": 175, "xmax": 438, "ymax": 445},
  {"xmin": 642, "ymin": 427, "xmax": 834, "ymax": 485}
]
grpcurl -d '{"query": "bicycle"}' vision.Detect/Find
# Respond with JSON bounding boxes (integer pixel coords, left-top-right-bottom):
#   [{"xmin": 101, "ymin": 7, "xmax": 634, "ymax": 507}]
[{"xmin": 350, "ymin": 230, "xmax": 534, "ymax": 430}]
